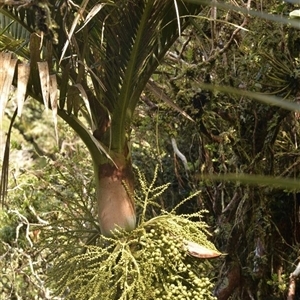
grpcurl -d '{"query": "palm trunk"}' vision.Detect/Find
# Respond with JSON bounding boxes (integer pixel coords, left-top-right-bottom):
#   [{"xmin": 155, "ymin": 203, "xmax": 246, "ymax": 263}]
[{"xmin": 94, "ymin": 154, "xmax": 136, "ymax": 237}]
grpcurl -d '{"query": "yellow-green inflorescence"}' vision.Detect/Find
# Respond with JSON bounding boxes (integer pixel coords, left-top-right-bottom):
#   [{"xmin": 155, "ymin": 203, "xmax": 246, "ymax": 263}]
[{"xmin": 48, "ymin": 167, "xmax": 218, "ymax": 300}]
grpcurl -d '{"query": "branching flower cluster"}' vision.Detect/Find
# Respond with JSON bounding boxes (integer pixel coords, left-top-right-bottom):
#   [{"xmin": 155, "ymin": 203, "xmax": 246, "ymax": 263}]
[{"xmin": 48, "ymin": 166, "xmax": 219, "ymax": 300}]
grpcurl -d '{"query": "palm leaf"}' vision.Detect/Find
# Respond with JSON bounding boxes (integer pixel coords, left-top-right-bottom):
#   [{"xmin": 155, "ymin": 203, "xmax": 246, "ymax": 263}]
[
  {"xmin": 186, "ymin": 0, "xmax": 300, "ymax": 30},
  {"xmin": 71, "ymin": 0, "xmax": 202, "ymax": 150},
  {"xmin": 0, "ymin": 1, "xmax": 202, "ymax": 203},
  {"xmin": 197, "ymin": 83, "xmax": 300, "ymax": 112},
  {"xmin": 0, "ymin": 12, "xmax": 30, "ymax": 40},
  {"xmin": 199, "ymin": 173, "xmax": 300, "ymax": 191}
]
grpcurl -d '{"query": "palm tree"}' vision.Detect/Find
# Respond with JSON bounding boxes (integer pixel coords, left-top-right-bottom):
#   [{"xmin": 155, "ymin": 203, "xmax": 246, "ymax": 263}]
[{"xmin": 0, "ymin": 0, "xmax": 202, "ymax": 236}]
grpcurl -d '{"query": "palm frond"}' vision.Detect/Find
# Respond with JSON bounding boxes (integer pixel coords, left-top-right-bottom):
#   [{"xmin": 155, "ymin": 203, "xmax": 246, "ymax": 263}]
[
  {"xmin": 0, "ymin": 0, "xmax": 203, "ymax": 202},
  {"xmin": 186, "ymin": 0, "xmax": 300, "ymax": 30},
  {"xmin": 0, "ymin": 12, "xmax": 30, "ymax": 40},
  {"xmin": 70, "ymin": 0, "xmax": 202, "ymax": 150}
]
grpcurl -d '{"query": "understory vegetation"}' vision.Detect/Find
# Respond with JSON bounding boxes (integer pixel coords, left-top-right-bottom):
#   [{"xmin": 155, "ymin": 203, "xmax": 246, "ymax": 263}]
[
  {"xmin": 1, "ymin": 0, "xmax": 300, "ymax": 299},
  {"xmin": 0, "ymin": 144, "xmax": 219, "ymax": 300}
]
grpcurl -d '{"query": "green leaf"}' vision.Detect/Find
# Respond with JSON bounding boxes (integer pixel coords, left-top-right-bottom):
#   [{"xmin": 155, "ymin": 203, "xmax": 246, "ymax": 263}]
[
  {"xmin": 199, "ymin": 173, "xmax": 300, "ymax": 191},
  {"xmin": 198, "ymin": 83, "xmax": 300, "ymax": 112},
  {"xmin": 185, "ymin": 0, "xmax": 300, "ymax": 29}
]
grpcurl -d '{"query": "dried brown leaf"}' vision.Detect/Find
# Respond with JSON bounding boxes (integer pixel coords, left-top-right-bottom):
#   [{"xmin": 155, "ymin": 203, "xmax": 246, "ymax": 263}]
[
  {"xmin": 37, "ymin": 61, "xmax": 50, "ymax": 110},
  {"xmin": 59, "ymin": 62, "xmax": 71, "ymax": 109},
  {"xmin": 74, "ymin": 83, "xmax": 95, "ymax": 129},
  {"xmin": 76, "ymin": 3, "xmax": 106, "ymax": 33},
  {"xmin": 183, "ymin": 239, "xmax": 222, "ymax": 259},
  {"xmin": 29, "ymin": 34, "xmax": 42, "ymax": 94},
  {"xmin": 67, "ymin": 85, "xmax": 81, "ymax": 116},
  {"xmin": 17, "ymin": 63, "xmax": 30, "ymax": 116},
  {"xmin": 0, "ymin": 52, "xmax": 17, "ymax": 118},
  {"xmin": 59, "ymin": 0, "xmax": 89, "ymax": 64},
  {"xmin": 50, "ymin": 74, "xmax": 58, "ymax": 143},
  {"xmin": 146, "ymin": 79, "xmax": 194, "ymax": 122}
]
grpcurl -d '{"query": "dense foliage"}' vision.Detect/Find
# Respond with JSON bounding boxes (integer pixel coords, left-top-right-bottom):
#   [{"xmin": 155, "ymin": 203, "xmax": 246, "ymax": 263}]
[
  {"xmin": 1, "ymin": 0, "xmax": 300, "ymax": 299},
  {"xmin": 0, "ymin": 140, "xmax": 219, "ymax": 299},
  {"xmin": 132, "ymin": 1, "xmax": 300, "ymax": 299}
]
